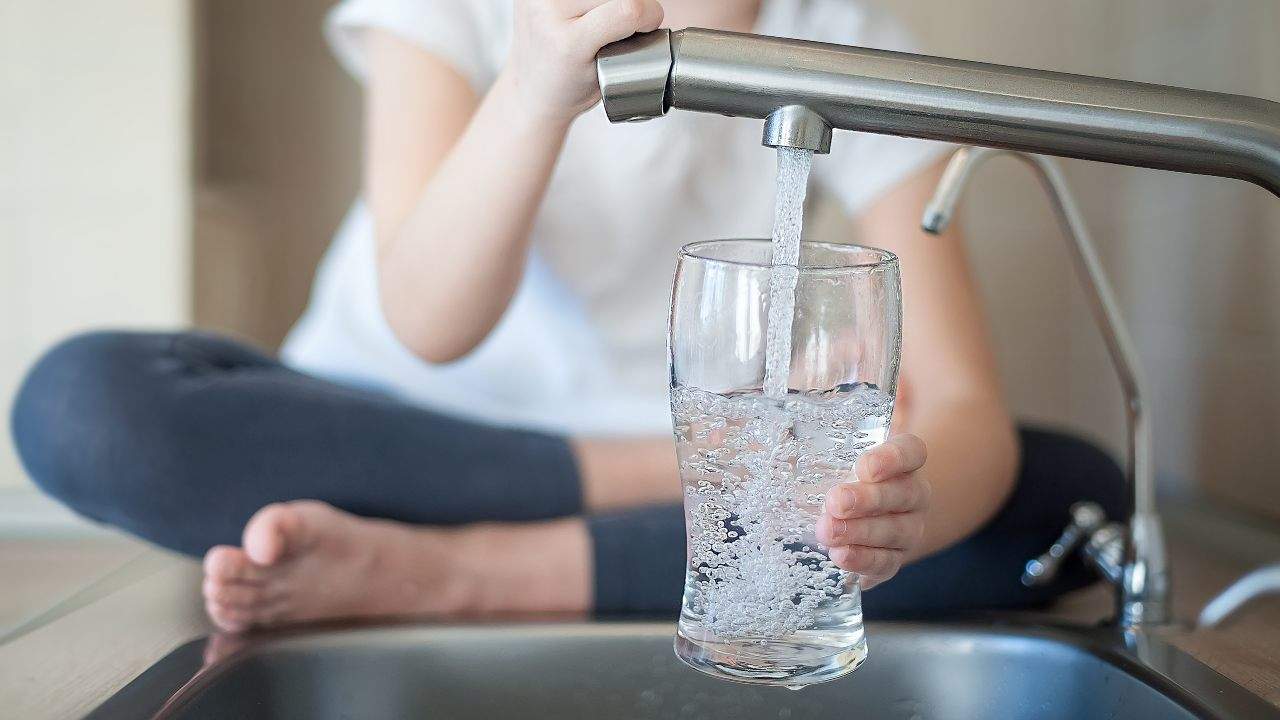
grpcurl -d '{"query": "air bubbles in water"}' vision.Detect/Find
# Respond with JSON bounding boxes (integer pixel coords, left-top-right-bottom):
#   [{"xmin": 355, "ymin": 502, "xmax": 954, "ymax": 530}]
[{"xmin": 673, "ymin": 384, "xmax": 891, "ymax": 640}]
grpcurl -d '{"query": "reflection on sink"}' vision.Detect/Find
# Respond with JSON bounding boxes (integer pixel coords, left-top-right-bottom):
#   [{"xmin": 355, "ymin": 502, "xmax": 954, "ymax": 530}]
[{"xmin": 87, "ymin": 622, "xmax": 1279, "ymax": 720}]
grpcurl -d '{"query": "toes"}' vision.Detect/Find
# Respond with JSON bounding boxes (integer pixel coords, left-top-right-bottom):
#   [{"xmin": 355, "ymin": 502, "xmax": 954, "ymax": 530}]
[
  {"xmin": 243, "ymin": 502, "xmax": 314, "ymax": 565},
  {"xmin": 206, "ymin": 596, "xmax": 291, "ymax": 632},
  {"xmin": 204, "ymin": 590, "xmax": 292, "ymax": 633},
  {"xmin": 202, "ymin": 576, "xmax": 264, "ymax": 608},
  {"xmin": 205, "ymin": 501, "xmax": 350, "ymax": 633},
  {"xmin": 243, "ymin": 504, "xmax": 292, "ymax": 566},
  {"xmin": 205, "ymin": 600, "xmax": 254, "ymax": 633},
  {"xmin": 203, "ymin": 545, "xmax": 268, "ymax": 632},
  {"xmin": 203, "ymin": 546, "xmax": 266, "ymax": 583}
]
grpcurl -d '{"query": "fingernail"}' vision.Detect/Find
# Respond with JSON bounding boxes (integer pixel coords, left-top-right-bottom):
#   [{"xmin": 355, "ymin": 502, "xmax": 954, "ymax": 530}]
[
  {"xmin": 830, "ymin": 517, "xmax": 847, "ymax": 540},
  {"xmin": 825, "ymin": 485, "xmax": 851, "ymax": 518},
  {"xmin": 860, "ymin": 456, "xmax": 878, "ymax": 482},
  {"xmin": 816, "ymin": 514, "xmax": 844, "ymax": 544},
  {"xmin": 830, "ymin": 545, "xmax": 853, "ymax": 569},
  {"xmin": 875, "ymin": 453, "xmax": 892, "ymax": 479}
]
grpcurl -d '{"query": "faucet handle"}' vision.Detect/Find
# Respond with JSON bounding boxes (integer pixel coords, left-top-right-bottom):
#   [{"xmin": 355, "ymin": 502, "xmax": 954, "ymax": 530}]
[
  {"xmin": 1082, "ymin": 521, "xmax": 1126, "ymax": 585},
  {"xmin": 1022, "ymin": 502, "xmax": 1108, "ymax": 587}
]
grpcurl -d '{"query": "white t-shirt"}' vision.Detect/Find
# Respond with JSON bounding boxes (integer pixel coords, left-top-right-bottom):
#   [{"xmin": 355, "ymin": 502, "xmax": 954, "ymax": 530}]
[{"xmin": 282, "ymin": 0, "xmax": 947, "ymax": 436}]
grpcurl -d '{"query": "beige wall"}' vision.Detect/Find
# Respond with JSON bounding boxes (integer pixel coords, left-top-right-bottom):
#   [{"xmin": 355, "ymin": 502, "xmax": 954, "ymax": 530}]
[
  {"xmin": 193, "ymin": 0, "xmax": 361, "ymax": 349},
  {"xmin": 871, "ymin": 0, "xmax": 1280, "ymax": 517},
  {"xmin": 0, "ymin": 1, "xmax": 193, "ymax": 489}
]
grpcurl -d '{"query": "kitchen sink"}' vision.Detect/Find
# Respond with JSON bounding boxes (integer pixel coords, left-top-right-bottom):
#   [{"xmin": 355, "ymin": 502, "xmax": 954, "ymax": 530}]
[{"xmin": 86, "ymin": 621, "xmax": 1279, "ymax": 719}]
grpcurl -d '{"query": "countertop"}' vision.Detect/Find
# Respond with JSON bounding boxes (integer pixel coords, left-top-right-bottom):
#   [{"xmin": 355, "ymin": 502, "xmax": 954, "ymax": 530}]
[{"xmin": 1, "ymin": 502, "xmax": 1277, "ymax": 719}]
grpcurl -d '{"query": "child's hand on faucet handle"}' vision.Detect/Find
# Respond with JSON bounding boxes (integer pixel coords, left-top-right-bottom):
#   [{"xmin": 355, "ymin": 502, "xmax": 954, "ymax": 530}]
[
  {"xmin": 508, "ymin": 0, "xmax": 665, "ymax": 122},
  {"xmin": 816, "ymin": 434, "xmax": 931, "ymax": 590}
]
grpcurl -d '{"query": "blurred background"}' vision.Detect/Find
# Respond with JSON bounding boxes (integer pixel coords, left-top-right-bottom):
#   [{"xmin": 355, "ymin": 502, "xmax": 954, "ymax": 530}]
[{"xmin": 2, "ymin": 0, "xmax": 1277, "ymax": 530}]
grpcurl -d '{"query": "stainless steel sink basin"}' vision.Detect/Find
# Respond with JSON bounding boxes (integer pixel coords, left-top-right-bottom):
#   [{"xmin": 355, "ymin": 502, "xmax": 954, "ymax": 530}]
[{"xmin": 86, "ymin": 621, "xmax": 1279, "ymax": 719}]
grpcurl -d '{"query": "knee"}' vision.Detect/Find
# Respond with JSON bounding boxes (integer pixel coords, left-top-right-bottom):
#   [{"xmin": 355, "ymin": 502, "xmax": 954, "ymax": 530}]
[
  {"xmin": 1015, "ymin": 427, "xmax": 1129, "ymax": 523},
  {"xmin": 11, "ymin": 331, "xmax": 172, "ymax": 515}
]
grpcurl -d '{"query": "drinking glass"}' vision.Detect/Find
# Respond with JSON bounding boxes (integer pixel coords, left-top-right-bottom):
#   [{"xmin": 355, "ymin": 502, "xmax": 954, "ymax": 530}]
[{"xmin": 669, "ymin": 239, "xmax": 902, "ymax": 688}]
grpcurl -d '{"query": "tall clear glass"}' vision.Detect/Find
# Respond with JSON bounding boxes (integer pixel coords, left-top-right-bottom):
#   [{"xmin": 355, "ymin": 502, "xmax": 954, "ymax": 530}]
[{"xmin": 669, "ymin": 239, "xmax": 902, "ymax": 688}]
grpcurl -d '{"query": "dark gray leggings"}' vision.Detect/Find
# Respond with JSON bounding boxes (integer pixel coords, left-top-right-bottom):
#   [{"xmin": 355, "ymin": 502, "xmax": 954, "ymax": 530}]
[{"xmin": 11, "ymin": 331, "xmax": 1127, "ymax": 617}]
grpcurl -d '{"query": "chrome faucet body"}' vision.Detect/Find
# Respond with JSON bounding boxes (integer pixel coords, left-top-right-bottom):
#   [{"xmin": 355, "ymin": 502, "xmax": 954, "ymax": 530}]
[{"xmin": 597, "ymin": 29, "xmax": 1280, "ymax": 196}]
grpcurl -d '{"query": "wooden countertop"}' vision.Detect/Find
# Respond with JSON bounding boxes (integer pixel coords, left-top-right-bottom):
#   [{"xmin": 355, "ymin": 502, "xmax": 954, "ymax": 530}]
[{"xmin": 1, "ymin": 502, "xmax": 1277, "ymax": 719}]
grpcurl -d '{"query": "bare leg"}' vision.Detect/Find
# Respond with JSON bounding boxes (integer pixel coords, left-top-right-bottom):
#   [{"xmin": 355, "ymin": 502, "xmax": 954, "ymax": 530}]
[
  {"xmin": 202, "ymin": 501, "xmax": 591, "ymax": 632},
  {"xmin": 572, "ymin": 436, "xmax": 680, "ymax": 512}
]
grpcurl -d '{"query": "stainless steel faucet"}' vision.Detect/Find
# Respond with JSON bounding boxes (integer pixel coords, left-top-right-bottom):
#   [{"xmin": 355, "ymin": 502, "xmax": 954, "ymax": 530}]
[
  {"xmin": 596, "ymin": 29, "xmax": 1280, "ymax": 196},
  {"xmin": 920, "ymin": 147, "xmax": 1166, "ymax": 628},
  {"xmin": 596, "ymin": 29, "xmax": 1280, "ymax": 628}
]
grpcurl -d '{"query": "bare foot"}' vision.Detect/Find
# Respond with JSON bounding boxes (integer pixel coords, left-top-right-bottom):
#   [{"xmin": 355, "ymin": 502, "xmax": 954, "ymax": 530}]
[{"xmin": 201, "ymin": 500, "xmax": 590, "ymax": 632}]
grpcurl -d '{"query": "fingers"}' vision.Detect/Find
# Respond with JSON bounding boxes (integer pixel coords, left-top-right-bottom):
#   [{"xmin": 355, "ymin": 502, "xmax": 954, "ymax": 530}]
[
  {"xmin": 814, "ymin": 435, "xmax": 928, "ymax": 590},
  {"xmin": 825, "ymin": 475, "xmax": 932, "ymax": 519},
  {"xmin": 829, "ymin": 545, "xmax": 904, "ymax": 581},
  {"xmin": 550, "ymin": 0, "xmax": 618, "ymax": 16},
  {"xmin": 577, "ymin": 0, "xmax": 665, "ymax": 48},
  {"xmin": 816, "ymin": 511, "xmax": 924, "ymax": 550},
  {"xmin": 855, "ymin": 434, "xmax": 927, "ymax": 484}
]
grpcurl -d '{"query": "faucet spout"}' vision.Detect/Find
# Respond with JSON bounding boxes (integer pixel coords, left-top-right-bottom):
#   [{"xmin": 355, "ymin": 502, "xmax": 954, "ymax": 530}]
[
  {"xmin": 763, "ymin": 106, "xmax": 832, "ymax": 154},
  {"xmin": 598, "ymin": 29, "xmax": 1280, "ymax": 196}
]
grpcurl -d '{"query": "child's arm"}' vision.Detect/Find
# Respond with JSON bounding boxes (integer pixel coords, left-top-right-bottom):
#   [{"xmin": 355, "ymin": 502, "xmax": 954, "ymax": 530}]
[
  {"xmin": 851, "ymin": 159, "xmax": 1019, "ymax": 559},
  {"xmin": 367, "ymin": 1, "xmax": 664, "ymax": 362}
]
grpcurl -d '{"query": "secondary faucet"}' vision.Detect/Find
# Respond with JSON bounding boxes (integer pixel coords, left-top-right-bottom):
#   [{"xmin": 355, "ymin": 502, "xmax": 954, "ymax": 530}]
[
  {"xmin": 919, "ymin": 147, "xmax": 1165, "ymax": 628},
  {"xmin": 596, "ymin": 29, "xmax": 1280, "ymax": 196}
]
